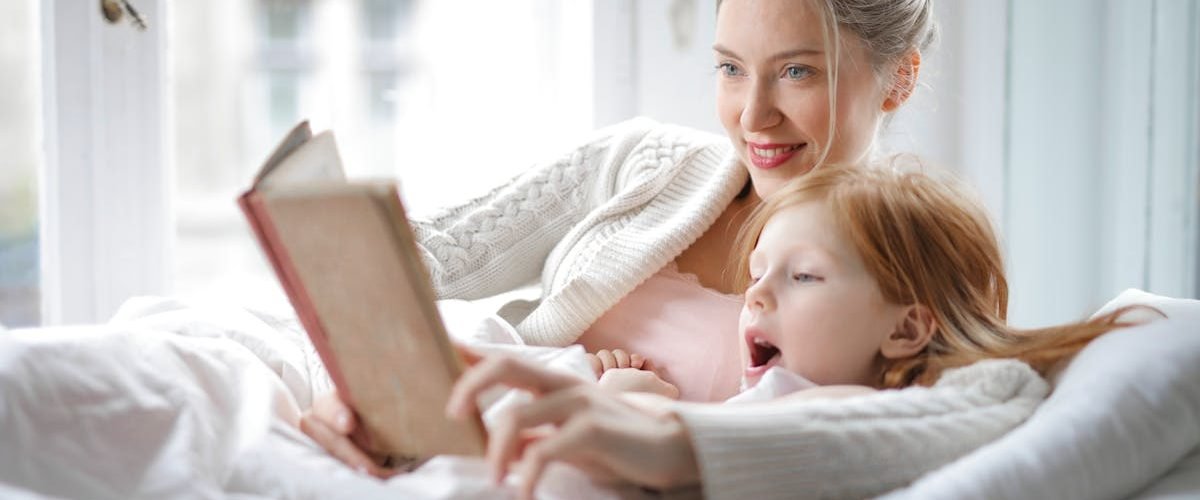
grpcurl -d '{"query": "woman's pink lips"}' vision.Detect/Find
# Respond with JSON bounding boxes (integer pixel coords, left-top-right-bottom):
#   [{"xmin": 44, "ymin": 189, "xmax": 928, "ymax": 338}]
[{"xmin": 746, "ymin": 142, "xmax": 805, "ymax": 170}]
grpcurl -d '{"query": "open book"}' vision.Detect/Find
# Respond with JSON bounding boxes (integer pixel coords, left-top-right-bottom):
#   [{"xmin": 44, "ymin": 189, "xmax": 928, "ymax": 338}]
[{"xmin": 238, "ymin": 121, "xmax": 487, "ymax": 460}]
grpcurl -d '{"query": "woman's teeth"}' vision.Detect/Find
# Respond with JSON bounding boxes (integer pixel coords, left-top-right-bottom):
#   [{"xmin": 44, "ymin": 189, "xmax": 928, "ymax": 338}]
[{"xmin": 751, "ymin": 144, "xmax": 803, "ymax": 157}]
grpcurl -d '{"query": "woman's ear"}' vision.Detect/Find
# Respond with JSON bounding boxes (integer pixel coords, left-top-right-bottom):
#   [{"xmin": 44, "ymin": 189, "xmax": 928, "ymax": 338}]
[
  {"xmin": 880, "ymin": 304, "xmax": 936, "ymax": 359},
  {"xmin": 882, "ymin": 50, "xmax": 922, "ymax": 112}
]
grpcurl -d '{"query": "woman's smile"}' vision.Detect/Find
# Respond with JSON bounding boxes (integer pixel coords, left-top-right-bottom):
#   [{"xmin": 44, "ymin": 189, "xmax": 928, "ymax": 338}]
[{"xmin": 747, "ymin": 141, "xmax": 807, "ymax": 169}]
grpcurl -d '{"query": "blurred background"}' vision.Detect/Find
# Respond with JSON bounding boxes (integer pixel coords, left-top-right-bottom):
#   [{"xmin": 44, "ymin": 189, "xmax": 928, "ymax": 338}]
[{"xmin": 1, "ymin": 0, "xmax": 1197, "ymax": 330}]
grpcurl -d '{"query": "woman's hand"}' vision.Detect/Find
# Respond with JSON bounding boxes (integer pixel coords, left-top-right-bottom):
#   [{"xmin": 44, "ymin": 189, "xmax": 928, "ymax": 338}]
[
  {"xmin": 446, "ymin": 355, "xmax": 701, "ymax": 499},
  {"xmin": 299, "ymin": 391, "xmax": 401, "ymax": 478},
  {"xmin": 298, "ymin": 345, "xmax": 486, "ymax": 478}
]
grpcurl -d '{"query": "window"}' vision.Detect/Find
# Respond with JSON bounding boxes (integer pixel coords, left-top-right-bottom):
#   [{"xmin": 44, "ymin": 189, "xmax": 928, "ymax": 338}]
[
  {"xmin": 0, "ymin": 0, "xmax": 42, "ymax": 328},
  {"xmin": 169, "ymin": 0, "xmax": 593, "ymax": 307}
]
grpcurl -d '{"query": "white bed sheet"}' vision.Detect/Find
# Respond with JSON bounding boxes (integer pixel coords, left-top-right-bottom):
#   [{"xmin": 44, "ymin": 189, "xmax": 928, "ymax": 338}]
[{"xmin": 0, "ymin": 297, "xmax": 644, "ymax": 499}]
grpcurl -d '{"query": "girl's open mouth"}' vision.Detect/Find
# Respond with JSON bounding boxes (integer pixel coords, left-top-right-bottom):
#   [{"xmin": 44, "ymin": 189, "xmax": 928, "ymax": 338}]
[{"xmin": 744, "ymin": 335, "xmax": 782, "ymax": 379}]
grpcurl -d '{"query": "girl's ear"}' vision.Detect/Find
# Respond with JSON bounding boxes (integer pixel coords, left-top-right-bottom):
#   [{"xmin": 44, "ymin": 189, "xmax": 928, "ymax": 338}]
[
  {"xmin": 880, "ymin": 304, "xmax": 936, "ymax": 359},
  {"xmin": 882, "ymin": 50, "xmax": 921, "ymax": 112}
]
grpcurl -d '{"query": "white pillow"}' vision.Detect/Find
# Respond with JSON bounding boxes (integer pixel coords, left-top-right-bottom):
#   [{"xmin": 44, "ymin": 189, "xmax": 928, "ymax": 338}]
[{"xmin": 882, "ymin": 289, "xmax": 1200, "ymax": 499}]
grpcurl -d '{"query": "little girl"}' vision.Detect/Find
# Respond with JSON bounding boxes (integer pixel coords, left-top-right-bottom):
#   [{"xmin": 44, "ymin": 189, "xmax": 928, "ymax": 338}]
[
  {"xmin": 447, "ymin": 162, "xmax": 1157, "ymax": 498},
  {"xmin": 591, "ymin": 162, "xmax": 1148, "ymax": 398}
]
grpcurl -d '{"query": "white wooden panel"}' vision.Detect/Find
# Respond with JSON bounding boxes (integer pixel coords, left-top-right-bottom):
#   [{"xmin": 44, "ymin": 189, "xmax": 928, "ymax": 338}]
[{"xmin": 41, "ymin": 0, "xmax": 170, "ymax": 324}]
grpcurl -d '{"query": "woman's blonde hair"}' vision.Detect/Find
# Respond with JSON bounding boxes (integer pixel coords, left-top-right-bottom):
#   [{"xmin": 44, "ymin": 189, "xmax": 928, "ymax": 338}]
[{"xmin": 734, "ymin": 164, "xmax": 1144, "ymax": 388}]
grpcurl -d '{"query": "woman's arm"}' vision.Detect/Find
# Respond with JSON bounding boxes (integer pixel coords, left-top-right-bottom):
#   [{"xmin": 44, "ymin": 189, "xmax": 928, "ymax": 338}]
[
  {"xmin": 671, "ymin": 360, "xmax": 1049, "ymax": 499},
  {"xmin": 411, "ymin": 118, "xmax": 660, "ymax": 300},
  {"xmin": 446, "ymin": 357, "xmax": 1047, "ymax": 500}
]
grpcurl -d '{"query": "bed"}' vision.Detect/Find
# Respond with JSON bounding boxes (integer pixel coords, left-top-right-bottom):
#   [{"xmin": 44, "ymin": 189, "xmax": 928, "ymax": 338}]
[{"xmin": 0, "ymin": 289, "xmax": 1197, "ymax": 499}]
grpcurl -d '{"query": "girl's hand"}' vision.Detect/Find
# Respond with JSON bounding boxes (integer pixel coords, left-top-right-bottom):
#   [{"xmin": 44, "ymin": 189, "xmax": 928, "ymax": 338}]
[
  {"xmin": 598, "ymin": 368, "xmax": 680, "ymax": 399},
  {"xmin": 446, "ymin": 355, "xmax": 700, "ymax": 499},
  {"xmin": 586, "ymin": 348, "xmax": 648, "ymax": 377}
]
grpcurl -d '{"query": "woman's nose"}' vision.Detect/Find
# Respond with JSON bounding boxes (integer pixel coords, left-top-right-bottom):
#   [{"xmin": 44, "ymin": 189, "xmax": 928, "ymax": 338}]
[{"xmin": 740, "ymin": 80, "xmax": 782, "ymax": 132}]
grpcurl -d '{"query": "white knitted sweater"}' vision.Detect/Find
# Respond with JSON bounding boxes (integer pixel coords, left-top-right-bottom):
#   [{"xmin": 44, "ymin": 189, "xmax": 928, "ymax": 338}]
[
  {"xmin": 674, "ymin": 359, "xmax": 1049, "ymax": 499},
  {"xmin": 411, "ymin": 117, "xmax": 746, "ymax": 346}
]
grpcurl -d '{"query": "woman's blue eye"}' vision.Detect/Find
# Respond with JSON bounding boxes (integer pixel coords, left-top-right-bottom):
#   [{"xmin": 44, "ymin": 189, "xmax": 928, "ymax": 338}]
[
  {"xmin": 785, "ymin": 65, "xmax": 813, "ymax": 80},
  {"xmin": 716, "ymin": 62, "xmax": 741, "ymax": 77}
]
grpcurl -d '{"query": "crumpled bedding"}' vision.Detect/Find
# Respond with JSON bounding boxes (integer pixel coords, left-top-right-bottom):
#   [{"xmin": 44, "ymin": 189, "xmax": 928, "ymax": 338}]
[
  {"xmin": 2, "ymin": 290, "xmax": 1198, "ymax": 499},
  {"xmin": 0, "ymin": 297, "xmax": 639, "ymax": 499}
]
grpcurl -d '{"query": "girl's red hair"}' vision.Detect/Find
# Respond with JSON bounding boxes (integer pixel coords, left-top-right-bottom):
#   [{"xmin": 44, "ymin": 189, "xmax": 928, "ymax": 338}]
[{"xmin": 735, "ymin": 164, "xmax": 1146, "ymax": 388}]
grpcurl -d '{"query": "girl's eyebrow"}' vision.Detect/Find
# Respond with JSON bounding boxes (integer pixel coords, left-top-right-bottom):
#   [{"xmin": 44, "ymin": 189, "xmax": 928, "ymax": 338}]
[{"xmin": 711, "ymin": 44, "xmax": 824, "ymax": 62}]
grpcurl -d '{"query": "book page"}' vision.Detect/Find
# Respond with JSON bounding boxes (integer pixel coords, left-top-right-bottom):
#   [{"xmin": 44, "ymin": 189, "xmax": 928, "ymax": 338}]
[{"xmin": 256, "ymin": 131, "xmax": 347, "ymax": 189}]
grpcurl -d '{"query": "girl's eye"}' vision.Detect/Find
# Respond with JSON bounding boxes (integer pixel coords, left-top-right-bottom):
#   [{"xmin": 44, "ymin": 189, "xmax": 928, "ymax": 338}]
[
  {"xmin": 784, "ymin": 65, "xmax": 814, "ymax": 80},
  {"xmin": 747, "ymin": 275, "xmax": 761, "ymax": 285},
  {"xmin": 716, "ymin": 62, "xmax": 742, "ymax": 77},
  {"xmin": 792, "ymin": 273, "xmax": 820, "ymax": 283}
]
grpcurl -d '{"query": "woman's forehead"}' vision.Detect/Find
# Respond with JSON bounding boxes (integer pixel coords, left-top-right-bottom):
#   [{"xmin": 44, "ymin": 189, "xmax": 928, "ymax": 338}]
[{"xmin": 715, "ymin": 0, "xmax": 825, "ymax": 51}]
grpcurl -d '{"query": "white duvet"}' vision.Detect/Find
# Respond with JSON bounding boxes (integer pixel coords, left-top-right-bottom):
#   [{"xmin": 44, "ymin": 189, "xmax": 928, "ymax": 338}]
[
  {"xmin": 1, "ymin": 290, "xmax": 1198, "ymax": 499},
  {"xmin": 0, "ymin": 297, "xmax": 643, "ymax": 499}
]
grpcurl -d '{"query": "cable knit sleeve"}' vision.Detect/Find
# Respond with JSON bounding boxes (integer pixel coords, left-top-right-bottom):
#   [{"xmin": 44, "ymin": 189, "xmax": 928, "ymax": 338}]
[
  {"xmin": 409, "ymin": 118, "xmax": 659, "ymax": 300},
  {"xmin": 671, "ymin": 359, "xmax": 1049, "ymax": 499}
]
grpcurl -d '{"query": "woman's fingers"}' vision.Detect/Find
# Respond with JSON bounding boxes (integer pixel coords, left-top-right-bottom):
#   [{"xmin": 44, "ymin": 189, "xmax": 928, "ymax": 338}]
[
  {"xmin": 299, "ymin": 411, "xmax": 388, "ymax": 477},
  {"xmin": 487, "ymin": 385, "xmax": 594, "ymax": 483},
  {"xmin": 454, "ymin": 342, "xmax": 484, "ymax": 366},
  {"xmin": 446, "ymin": 355, "xmax": 583, "ymax": 420},
  {"xmin": 516, "ymin": 417, "xmax": 601, "ymax": 500},
  {"xmin": 311, "ymin": 391, "xmax": 356, "ymax": 434}
]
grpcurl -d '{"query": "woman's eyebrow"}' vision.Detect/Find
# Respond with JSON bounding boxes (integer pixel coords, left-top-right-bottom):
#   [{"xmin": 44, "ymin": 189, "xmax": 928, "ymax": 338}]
[{"xmin": 712, "ymin": 44, "xmax": 823, "ymax": 62}]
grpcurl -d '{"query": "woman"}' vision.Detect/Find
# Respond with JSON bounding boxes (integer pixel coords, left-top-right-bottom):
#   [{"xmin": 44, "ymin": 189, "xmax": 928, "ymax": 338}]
[{"xmin": 303, "ymin": 0, "xmax": 935, "ymax": 492}]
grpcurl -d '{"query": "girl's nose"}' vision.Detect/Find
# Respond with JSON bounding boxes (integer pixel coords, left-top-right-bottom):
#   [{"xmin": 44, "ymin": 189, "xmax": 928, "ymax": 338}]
[
  {"xmin": 740, "ymin": 80, "xmax": 782, "ymax": 132},
  {"xmin": 744, "ymin": 277, "xmax": 775, "ymax": 312}
]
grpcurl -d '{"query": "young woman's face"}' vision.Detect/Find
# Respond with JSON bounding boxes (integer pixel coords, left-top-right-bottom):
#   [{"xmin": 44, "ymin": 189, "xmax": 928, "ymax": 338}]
[
  {"xmin": 739, "ymin": 202, "xmax": 907, "ymax": 388},
  {"xmin": 715, "ymin": 0, "xmax": 888, "ymax": 198}
]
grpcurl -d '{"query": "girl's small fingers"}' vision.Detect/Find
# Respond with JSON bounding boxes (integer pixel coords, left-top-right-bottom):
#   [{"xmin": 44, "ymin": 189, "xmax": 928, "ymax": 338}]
[
  {"xmin": 587, "ymin": 354, "xmax": 603, "ymax": 378},
  {"xmin": 612, "ymin": 349, "xmax": 631, "ymax": 369},
  {"xmin": 630, "ymin": 353, "xmax": 645, "ymax": 370},
  {"xmin": 596, "ymin": 350, "xmax": 617, "ymax": 372}
]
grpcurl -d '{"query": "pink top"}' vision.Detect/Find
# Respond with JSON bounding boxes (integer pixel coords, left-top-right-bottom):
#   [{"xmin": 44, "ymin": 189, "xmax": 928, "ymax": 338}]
[{"xmin": 577, "ymin": 262, "xmax": 744, "ymax": 402}]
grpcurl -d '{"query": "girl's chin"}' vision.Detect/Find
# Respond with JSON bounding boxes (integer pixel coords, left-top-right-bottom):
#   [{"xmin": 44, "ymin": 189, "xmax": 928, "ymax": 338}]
[{"xmin": 739, "ymin": 375, "xmax": 759, "ymax": 392}]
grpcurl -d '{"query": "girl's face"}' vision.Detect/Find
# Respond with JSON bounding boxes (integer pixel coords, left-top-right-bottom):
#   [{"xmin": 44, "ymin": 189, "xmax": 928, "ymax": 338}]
[
  {"xmin": 739, "ymin": 202, "xmax": 907, "ymax": 388},
  {"xmin": 715, "ymin": 0, "xmax": 888, "ymax": 198}
]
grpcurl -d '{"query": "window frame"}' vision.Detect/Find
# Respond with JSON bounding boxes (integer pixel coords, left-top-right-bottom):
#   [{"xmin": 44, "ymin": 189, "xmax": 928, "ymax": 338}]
[{"xmin": 40, "ymin": 0, "xmax": 171, "ymax": 324}]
